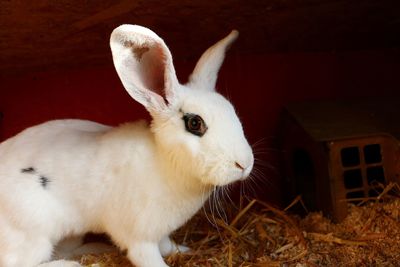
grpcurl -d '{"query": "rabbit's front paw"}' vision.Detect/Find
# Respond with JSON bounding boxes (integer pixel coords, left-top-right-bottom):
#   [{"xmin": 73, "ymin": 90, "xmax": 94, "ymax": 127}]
[
  {"xmin": 176, "ymin": 244, "xmax": 190, "ymax": 253},
  {"xmin": 159, "ymin": 236, "xmax": 190, "ymax": 256}
]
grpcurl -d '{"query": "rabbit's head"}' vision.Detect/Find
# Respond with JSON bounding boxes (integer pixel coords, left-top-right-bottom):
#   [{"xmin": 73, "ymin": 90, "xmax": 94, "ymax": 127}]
[{"xmin": 110, "ymin": 25, "xmax": 253, "ymax": 187}]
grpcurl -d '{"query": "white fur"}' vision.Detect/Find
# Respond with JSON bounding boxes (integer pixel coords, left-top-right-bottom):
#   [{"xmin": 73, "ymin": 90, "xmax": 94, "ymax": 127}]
[{"xmin": 0, "ymin": 25, "xmax": 253, "ymax": 267}]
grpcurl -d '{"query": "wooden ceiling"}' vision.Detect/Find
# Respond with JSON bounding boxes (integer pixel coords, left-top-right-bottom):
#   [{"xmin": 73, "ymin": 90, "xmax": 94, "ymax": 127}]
[{"xmin": 1, "ymin": 0, "xmax": 400, "ymax": 75}]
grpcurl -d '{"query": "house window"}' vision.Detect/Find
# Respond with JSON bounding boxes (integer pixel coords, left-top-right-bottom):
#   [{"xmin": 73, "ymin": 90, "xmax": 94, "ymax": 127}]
[{"xmin": 340, "ymin": 143, "xmax": 385, "ymax": 201}]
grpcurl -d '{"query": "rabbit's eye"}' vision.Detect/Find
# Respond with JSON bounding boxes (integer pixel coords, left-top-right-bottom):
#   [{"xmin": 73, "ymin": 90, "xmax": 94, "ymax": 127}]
[{"xmin": 183, "ymin": 114, "xmax": 208, "ymax": 137}]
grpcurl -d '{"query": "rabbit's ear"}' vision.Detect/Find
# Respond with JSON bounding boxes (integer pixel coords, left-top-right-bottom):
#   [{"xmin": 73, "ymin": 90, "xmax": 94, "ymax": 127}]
[
  {"xmin": 110, "ymin": 25, "xmax": 179, "ymax": 113},
  {"xmin": 188, "ymin": 30, "xmax": 238, "ymax": 91}
]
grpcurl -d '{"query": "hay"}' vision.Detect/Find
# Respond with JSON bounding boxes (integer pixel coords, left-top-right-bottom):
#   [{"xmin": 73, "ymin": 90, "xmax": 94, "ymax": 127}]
[{"xmin": 78, "ymin": 183, "xmax": 400, "ymax": 266}]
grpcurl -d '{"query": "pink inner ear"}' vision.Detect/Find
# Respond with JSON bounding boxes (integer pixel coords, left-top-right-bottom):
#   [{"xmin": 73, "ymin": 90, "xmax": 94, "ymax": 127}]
[{"xmin": 139, "ymin": 45, "xmax": 166, "ymax": 101}]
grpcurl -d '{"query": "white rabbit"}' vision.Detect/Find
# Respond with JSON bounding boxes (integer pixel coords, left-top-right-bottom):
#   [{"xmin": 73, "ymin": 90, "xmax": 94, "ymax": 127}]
[{"xmin": 0, "ymin": 25, "xmax": 254, "ymax": 267}]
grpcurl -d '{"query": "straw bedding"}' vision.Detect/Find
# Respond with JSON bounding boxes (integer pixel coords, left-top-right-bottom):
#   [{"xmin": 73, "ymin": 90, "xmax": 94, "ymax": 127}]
[{"xmin": 78, "ymin": 183, "xmax": 400, "ymax": 266}]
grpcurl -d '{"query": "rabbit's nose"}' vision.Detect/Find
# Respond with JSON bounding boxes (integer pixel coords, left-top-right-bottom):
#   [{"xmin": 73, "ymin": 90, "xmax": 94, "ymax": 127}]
[
  {"xmin": 243, "ymin": 154, "xmax": 255, "ymax": 176},
  {"xmin": 233, "ymin": 139, "xmax": 254, "ymax": 178},
  {"xmin": 235, "ymin": 156, "xmax": 254, "ymax": 178},
  {"xmin": 235, "ymin": 162, "xmax": 245, "ymax": 171}
]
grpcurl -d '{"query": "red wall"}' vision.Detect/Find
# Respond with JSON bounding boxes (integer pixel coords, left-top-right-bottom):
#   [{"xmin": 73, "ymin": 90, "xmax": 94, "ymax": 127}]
[{"xmin": 1, "ymin": 50, "xmax": 400, "ymax": 204}]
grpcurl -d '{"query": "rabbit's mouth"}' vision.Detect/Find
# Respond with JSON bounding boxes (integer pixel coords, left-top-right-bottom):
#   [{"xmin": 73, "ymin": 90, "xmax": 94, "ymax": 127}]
[
  {"xmin": 239, "ymin": 171, "xmax": 252, "ymax": 181},
  {"xmin": 202, "ymin": 165, "xmax": 252, "ymax": 187}
]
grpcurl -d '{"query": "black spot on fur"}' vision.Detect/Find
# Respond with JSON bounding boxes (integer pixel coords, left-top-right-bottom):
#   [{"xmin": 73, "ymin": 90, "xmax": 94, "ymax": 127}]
[
  {"xmin": 39, "ymin": 176, "xmax": 49, "ymax": 188},
  {"xmin": 21, "ymin": 167, "xmax": 36, "ymax": 173},
  {"xmin": 21, "ymin": 167, "xmax": 50, "ymax": 189}
]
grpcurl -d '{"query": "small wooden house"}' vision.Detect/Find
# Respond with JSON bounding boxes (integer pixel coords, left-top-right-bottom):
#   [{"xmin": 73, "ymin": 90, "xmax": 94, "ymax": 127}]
[{"xmin": 282, "ymin": 98, "xmax": 400, "ymax": 221}]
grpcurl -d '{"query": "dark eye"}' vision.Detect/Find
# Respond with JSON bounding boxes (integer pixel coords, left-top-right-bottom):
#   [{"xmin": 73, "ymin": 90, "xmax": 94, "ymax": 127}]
[{"xmin": 183, "ymin": 114, "xmax": 208, "ymax": 137}]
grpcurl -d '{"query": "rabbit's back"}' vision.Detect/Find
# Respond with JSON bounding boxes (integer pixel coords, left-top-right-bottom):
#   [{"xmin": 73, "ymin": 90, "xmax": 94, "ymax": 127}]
[
  {"xmin": 0, "ymin": 119, "xmax": 111, "ymax": 176},
  {"xmin": 0, "ymin": 120, "xmax": 113, "ymax": 237}
]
